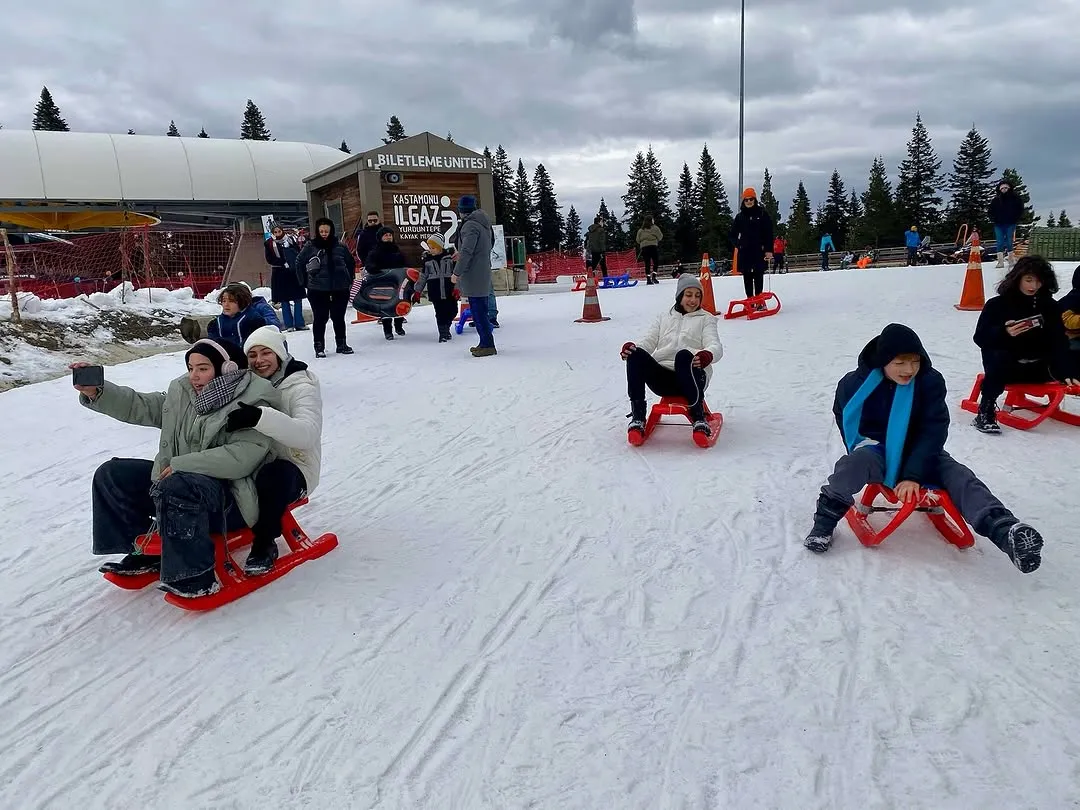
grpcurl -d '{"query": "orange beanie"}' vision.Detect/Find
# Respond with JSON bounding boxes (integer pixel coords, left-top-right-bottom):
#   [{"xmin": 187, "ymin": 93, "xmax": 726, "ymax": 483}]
[{"xmin": 742, "ymin": 187, "xmax": 756, "ymax": 199}]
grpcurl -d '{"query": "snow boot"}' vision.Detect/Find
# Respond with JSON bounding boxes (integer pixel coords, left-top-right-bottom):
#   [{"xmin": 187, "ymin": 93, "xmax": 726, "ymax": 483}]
[
  {"xmin": 996, "ymin": 256, "xmax": 1005, "ymax": 269},
  {"xmin": 804, "ymin": 493, "xmax": 849, "ymax": 553},
  {"xmin": 470, "ymin": 346, "xmax": 497, "ymax": 357},
  {"xmin": 99, "ymin": 553, "xmax": 161, "ymax": 576},
  {"xmin": 394, "ymin": 318, "xmax": 406, "ymax": 336},
  {"xmin": 972, "ymin": 403, "xmax": 1001, "ymax": 434},
  {"xmin": 382, "ymin": 320, "xmax": 394, "ymax": 340},
  {"xmin": 158, "ymin": 570, "xmax": 219, "ymax": 599},
  {"xmin": 688, "ymin": 403, "xmax": 710, "ymax": 438},
  {"xmin": 244, "ymin": 538, "xmax": 279, "ymax": 576},
  {"xmin": 490, "ymin": 319, "xmax": 500, "ymax": 329},
  {"xmin": 314, "ymin": 343, "xmax": 326, "ymax": 358},
  {"xmin": 988, "ymin": 516, "xmax": 1043, "ymax": 573},
  {"xmin": 627, "ymin": 399, "xmax": 647, "ymax": 438},
  {"xmin": 438, "ymin": 334, "xmax": 450, "ymax": 343},
  {"xmin": 336, "ymin": 340, "xmax": 354, "ymax": 355}
]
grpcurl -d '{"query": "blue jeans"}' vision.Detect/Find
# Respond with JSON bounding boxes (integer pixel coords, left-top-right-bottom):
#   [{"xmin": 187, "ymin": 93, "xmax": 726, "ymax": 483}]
[
  {"xmin": 488, "ymin": 284, "xmax": 498, "ymax": 324},
  {"xmin": 279, "ymin": 299, "xmax": 305, "ymax": 329},
  {"xmin": 468, "ymin": 296, "xmax": 495, "ymax": 348},
  {"xmin": 995, "ymin": 225, "xmax": 1016, "ymax": 256}
]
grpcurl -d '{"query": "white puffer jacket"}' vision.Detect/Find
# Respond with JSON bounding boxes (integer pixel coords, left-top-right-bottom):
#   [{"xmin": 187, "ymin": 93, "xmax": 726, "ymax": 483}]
[
  {"xmin": 253, "ymin": 364, "xmax": 323, "ymax": 493},
  {"xmin": 637, "ymin": 307, "xmax": 724, "ymax": 384}
]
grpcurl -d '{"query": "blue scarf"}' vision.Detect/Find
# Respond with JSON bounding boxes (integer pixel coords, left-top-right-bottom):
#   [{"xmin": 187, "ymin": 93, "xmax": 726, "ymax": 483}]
[{"xmin": 841, "ymin": 369, "xmax": 915, "ymax": 487}]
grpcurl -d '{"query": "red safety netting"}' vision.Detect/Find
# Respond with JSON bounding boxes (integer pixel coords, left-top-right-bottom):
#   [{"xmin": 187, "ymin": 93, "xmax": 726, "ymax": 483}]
[
  {"xmin": 1, "ymin": 227, "xmax": 235, "ymax": 299},
  {"xmin": 528, "ymin": 248, "xmax": 640, "ymax": 283}
]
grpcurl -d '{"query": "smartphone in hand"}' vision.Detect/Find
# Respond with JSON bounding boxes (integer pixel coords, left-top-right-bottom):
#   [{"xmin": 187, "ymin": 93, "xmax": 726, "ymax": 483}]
[{"xmin": 72, "ymin": 365, "xmax": 104, "ymax": 387}]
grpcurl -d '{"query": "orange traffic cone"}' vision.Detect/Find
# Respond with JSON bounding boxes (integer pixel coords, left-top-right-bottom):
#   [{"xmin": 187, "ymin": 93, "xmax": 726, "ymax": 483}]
[
  {"xmin": 575, "ymin": 269, "xmax": 610, "ymax": 323},
  {"xmin": 730, "ymin": 248, "xmax": 740, "ymax": 275},
  {"xmin": 954, "ymin": 234, "xmax": 985, "ymax": 311},
  {"xmin": 699, "ymin": 253, "xmax": 717, "ymax": 315}
]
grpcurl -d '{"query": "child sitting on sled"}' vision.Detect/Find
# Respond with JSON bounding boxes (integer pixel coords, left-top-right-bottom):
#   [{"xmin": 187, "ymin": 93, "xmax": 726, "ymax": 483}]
[
  {"xmin": 413, "ymin": 233, "xmax": 460, "ymax": 342},
  {"xmin": 620, "ymin": 274, "xmax": 723, "ymax": 439},
  {"xmin": 804, "ymin": 323, "xmax": 1044, "ymax": 573}
]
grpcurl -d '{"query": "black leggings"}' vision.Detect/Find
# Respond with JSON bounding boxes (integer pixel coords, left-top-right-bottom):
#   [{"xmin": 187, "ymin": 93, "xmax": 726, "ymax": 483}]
[
  {"xmin": 626, "ymin": 348, "xmax": 707, "ymax": 408},
  {"xmin": 741, "ymin": 255, "xmax": 766, "ymax": 298},
  {"xmin": 588, "ymin": 252, "xmax": 608, "ymax": 277},
  {"xmin": 640, "ymin": 245, "xmax": 659, "ymax": 277},
  {"xmin": 980, "ymin": 351, "xmax": 1056, "ymax": 408},
  {"xmin": 251, "ymin": 459, "xmax": 306, "ymax": 544},
  {"xmin": 307, "ymin": 289, "xmax": 349, "ymax": 347}
]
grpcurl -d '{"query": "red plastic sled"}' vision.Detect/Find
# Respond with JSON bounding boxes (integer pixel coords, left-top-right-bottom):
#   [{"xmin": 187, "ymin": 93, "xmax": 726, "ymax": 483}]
[
  {"xmin": 959, "ymin": 373, "xmax": 1080, "ymax": 431},
  {"xmin": 628, "ymin": 395, "xmax": 723, "ymax": 448},
  {"xmin": 844, "ymin": 484, "xmax": 974, "ymax": 548},
  {"xmin": 101, "ymin": 497, "xmax": 338, "ymax": 611},
  {"xmin": 724, "ymin": 292, "xmax": 781, "ymax": 320}
]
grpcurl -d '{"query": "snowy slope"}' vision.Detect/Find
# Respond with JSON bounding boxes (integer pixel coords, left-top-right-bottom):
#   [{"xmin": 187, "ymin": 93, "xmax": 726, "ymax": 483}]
[{"xmin": 1, "ymin": 264, "xmax": 1079, "ymax": 809}]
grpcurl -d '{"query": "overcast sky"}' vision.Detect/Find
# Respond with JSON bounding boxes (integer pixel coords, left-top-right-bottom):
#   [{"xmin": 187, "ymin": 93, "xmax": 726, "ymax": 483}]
[{"xmin": 3, "ymin": 0, "xmax": 1079, "ymax": 225}]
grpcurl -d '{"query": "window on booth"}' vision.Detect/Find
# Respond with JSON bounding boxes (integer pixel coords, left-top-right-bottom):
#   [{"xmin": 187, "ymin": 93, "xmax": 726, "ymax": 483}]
[{"xmin": 323, "ymin": 199, "xmax": 344, "ymax": 235}]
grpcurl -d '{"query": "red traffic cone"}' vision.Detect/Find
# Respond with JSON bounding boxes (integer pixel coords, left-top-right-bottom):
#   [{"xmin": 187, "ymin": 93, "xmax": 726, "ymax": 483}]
[{"xmin": 575, "ymin": 270, "xmax": 610, "ymax": 323}]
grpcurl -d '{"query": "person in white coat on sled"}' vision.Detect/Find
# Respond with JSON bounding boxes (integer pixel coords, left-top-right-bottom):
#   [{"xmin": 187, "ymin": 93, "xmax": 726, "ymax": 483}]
[
  {"xmin": 225, "ymin": 326, "xmax": 323, "ymax": 575},
  {"xmin": 620, "ymin": 274, "xmax": 723, "ymax": 439}
]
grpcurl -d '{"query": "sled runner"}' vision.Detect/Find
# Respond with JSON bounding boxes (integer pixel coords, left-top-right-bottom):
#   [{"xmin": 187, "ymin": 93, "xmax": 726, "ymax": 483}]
[
  {"xmin": 352, "ymin": 267, "xmax": 419, "ymax": 320},
  {"xmin": 724, "ymin": 292, "xmax": 781, "ymax": 320},
  {"xmin": 598, "ymin": 273, "xmax": 638, "ymax": 289},
  {"xmin": 844, "ymin": 484, "xmax": 974, "ymax": 548},
  {"xmin": 627, "ymin": 395, "xmax": 723, "ymax": 448},
  {"xmin": 571, "ymin": 275, "xmax": 589, "ymax": 291},
  {"xmin": 959, "ymin": 373, "xmax": 1080, "ymax": 431},
  {"xmin": 101, "ymin": 497, "xmax": 338, "ymax": 611}
]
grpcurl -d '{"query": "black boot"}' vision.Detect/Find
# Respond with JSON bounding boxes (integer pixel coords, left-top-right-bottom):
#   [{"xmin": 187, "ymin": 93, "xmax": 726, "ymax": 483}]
[
  {"xmin": 99, "ymin": 553, "xmax": 161, "ymax": 576},
  {"xmin": 627, "ymin": 399, "xmax": 647, "ymax": 435},
  {"xmin": 314, "ymin": 342, "xmax": 326, "ymax": 358},
  {"xmin": 394, "ymin": 317, "xmax": 406, "ymax": 336},
  {"xmin": 972, "ymin": 401, "xmax": 1000, "ymax": 434},
  {"xmin": 804, "ymin": 493, "xmax": 849, "ymax": 553},
  {"xmin": 382, "ymin": 320, "xmax": 394, "ymax": 340},
  {"xmin": 244, "ymin": 538, "xmax": 280, "ymax": 576},
  {"xmin": 159, "ymin": 569, "xmax": 219, "ymax": 598},
  {"xmin": 688, "ymin": 403, "xmax": 710, "ymax": 437},
  {"xmin": 987, "ymin": 515, "xmax": 1043, "ymax": 573},
  {"xmin": 336, "ymin": 339, "xmax": 353, "ymax": 354}
]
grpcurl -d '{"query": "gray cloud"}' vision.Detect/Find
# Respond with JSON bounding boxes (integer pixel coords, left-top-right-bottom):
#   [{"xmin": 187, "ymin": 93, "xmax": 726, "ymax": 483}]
[{"xmin": 2, "ymin": 0, "xmax": 1078, "ymax": 226}]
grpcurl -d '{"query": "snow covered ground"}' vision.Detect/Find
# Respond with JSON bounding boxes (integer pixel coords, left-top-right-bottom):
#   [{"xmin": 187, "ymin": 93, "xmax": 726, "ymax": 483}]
[{"xmin": 1, "ymin": 264, "xmax": 1078, "ymax": 809}]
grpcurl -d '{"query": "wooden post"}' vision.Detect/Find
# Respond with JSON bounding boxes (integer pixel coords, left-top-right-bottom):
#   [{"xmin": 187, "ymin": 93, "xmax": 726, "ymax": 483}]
[{"xmin": 1, "ymin": 228, "xmax": 20, "ymax": 324}]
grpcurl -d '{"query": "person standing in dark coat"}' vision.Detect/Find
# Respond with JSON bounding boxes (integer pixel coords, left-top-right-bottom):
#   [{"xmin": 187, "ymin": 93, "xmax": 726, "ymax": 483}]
[
  {"xmin": 354, "ymin": 211, "xmax": 382, "ymax": 267},
  {"xmin": 989, "ymin": 180, "xmax": 1024, "ymax": 269},
  {"xmin": 264, "ymin": 223, "xmax": 306, "ymax": 331},
  {"xmin": 364, "ymin": 226, "xmax": 409, "ymax": 340},
  {"xmin": 450, "ymin": 195, "xmax": 496, "ymax": 357},
  {"xmin": 295, "ymin": 218, "xmax": 355, "ymax": 357},
  {"xmin": 729, "ymin": 188, "xmax": 774, "ymax": 300}
]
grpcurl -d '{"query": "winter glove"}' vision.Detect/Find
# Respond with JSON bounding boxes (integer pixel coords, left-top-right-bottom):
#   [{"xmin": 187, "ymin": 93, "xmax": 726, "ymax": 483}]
[
  {"xmin": 452, "ymin": 288, "xmax": 461, "ymax": 300},
  {"xmin": 620, "ymin": 342, "xmax": 636, "ymax": 360},
  {"xmin": 693, "ymin": 350, "xmax": 714, "ymax": 368},
  {"xmin": 226, "ymin": 402, "xmax": 263, "ymax": 431},
  {"xmin": 412, "ymin": 292, "xmax": 422, "ymax": 303}
]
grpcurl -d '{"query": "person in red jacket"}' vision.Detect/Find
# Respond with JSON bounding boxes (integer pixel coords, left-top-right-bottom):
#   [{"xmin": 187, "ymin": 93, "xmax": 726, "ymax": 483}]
[{"xmin": 772, "ymin": 236, "xmax": 787, "ymax": 274}]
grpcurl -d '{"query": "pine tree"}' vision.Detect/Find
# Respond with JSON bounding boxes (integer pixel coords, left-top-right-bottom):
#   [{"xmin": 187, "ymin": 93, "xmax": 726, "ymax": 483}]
[
  {"xmin": 489, "ymin": 146, "xmax": 515, "ymax": 227},
  {"xmin": 563, "ymin": 206, "xmax": 583, "ymax": 253},
  {"xmin": 999, "ymin": 168, "xmax": 1037, "ymax": 225},
  {"xmin": 693, "ymin": 144, "xmax": 733, "ymax": 256},
  {"xmin": 759, "ymin": 168, "xmax": 781, "ymax": 226},
  {"xmin": 847, "ymin": 190, "xmax": 864, "ymax": 248},
  {"xmin": 855, "ymin": 156, "xmax": 898, "ymax": 247},
  {"xmin": 622, "ymin": 151, "xmax": 649, "ymax": 227},
  {"xmin": 382, "ymin": 115, "xmax": 406, "ymax": 144},
  {"xmin": 944, "ymin": 126, "xmax": 995, "ymax": 236},
  {"xmin": 813, "ymin": 202, "xmax": 828, "ymax": 237},
  {"xmin": 32, "ymin": 86, "xmax": 68, "ymax": 131},
  {"xmin": 622, "ymin": 147, "xmax": 676, "ymax": 258},
  {"xmin": 197, "ymin": 127, "xmax": 209, "ymax": 138},
  {"xmin": 510, "ymin": 160, "xmax": 536, "ymax": 249},
  {"xmin": 786, "ymin": 182, "xmax": 814, "ymax": 254},
  {"xmin": 532, "ymin": 164, "xmax": 564, "ymax": 251},
  {"xmin": 896, "ymin": 113, "xmax": 944, "ymax": 235},
  {"xmin": 1047, "ymin": 211, "xmax": 1057, "ymax": 228},
  {"xmin": 167, "ymin": 121, "xmax": 180, "ymax": 136},
  {"xmin": 1059, "ymin": 210, "xmax": 1073, "ymax": 228},
  {"xmin": 597, "ymin": 198, "xmax": 629, "ymax": 251},
  {"xmin": 675, "ymin": 162, "xmax": 700, "ymax": 262},
  {"xmin": 339, "ymin": 140, "xmax": 350, "ymax": 153},
  {"xmin": 240, "ymin": 100, "xmax": 271, "ymax": 140},
  {"xmin": 446, "ymin": 132, "xmax": 453, "ymax": 142},
  {"xmin": 821, "ymin": 170, "xmax": 850, "ymax": 246}
]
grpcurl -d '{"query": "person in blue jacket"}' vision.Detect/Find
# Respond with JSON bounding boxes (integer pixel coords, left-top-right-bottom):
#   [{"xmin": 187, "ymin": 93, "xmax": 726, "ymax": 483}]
[
  {"xmin": 820, "ymin": 233, "xmax": 836, "ymax": 270},
  {"xmin": 207, "ymin": 282, "xmax": 281, "ymax": 348},
  {"xmin": 802, "ymin": 323, "xmax": 1044, "ymax": 573},
  {"xmin": 904, "ymin": 226, "xmax": 921, "ymax": 265}
]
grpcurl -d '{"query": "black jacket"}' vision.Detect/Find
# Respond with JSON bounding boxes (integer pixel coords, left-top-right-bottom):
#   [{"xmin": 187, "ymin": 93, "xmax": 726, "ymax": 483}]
[
  {"xmin": 832, "ymin": 324, "xmax": 949, "ymax": 485},
  {"xmin": 974, "ymin": 290, "xmax": 1071, "ymax": 378},
  {"xmin": 365, "ymin": 228, "xmax": 408, "ymax": 273},
  {"xmin": 989, "ymin": 188, "xmax": 1023, "ymax": 227},
  {"xmin": 295, "ymin": 219, "xmax": 355, "ymax": 292},
  {"xmin": 265, "ymin": 236, "xmax": 305, "ymax": 301},
  {"xmin": 729, "ymin": 204, "xmax": 774, "ymax": 259},
  {"xmin": 355, "ymin": 224, "xmax": 381, "ymax": 266}
]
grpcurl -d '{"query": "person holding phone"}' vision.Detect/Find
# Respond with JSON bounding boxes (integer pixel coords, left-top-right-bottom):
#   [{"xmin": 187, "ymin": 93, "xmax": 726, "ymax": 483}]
[
  {"xmin": 971, "ymin": 256, "xmax": 1078, "ymax": 434},
  {"xmin": 72, "ymin": 338, "xmax": 278, "ymax": 598}
]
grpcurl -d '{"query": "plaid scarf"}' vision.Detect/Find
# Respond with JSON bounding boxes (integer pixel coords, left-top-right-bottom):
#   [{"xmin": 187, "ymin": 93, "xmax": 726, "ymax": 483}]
[{"xmin": 193, "ymin": 370, "xmax": 247, "ymax": 415}]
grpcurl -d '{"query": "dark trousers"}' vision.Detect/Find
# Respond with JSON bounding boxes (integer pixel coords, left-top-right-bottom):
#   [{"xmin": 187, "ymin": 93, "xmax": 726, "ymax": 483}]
[
  {"xmin": 432, "ymin": 297, "xmax": 458, "ymax": 336},
  {"xmin": 307, "ymin": 289, "xmax": 349, "ymax": 347},
  {"xmin": 979, "ymin": 350, "xmax": 1055, "ymax": 409},
  {"xmin": 772, "ymin": 253, "xmax": 785, "ymax": 273},
  {"xmin": 92, "ymin": 458, "xmax": 246, "ymax": 583},
  {"xmin": 907, "ymin": 247, "xmax": 918, "ymax": 266},
  {"xmin": 468, "ymin": 296, "xmax": 495, "ymax": 348},
  {"xmin": 588, "ymin": 251, "xmax": 608, "ymax": 277},
  {"xmin": 381, "ymin": 316, "xmax": 405, "ymax": 336},
  {"xmin": 820, "ymin": 447, "xmax": 1012, "ymax": 538},
  {"xmin": 741, "ymin": 255, "xmax": 766, "ymax": 297},
  {"xmin": 251, "ymin": 459, "xmax": 307, "ymax": 545},
  {"xmin": 820, "ymin": 250, "xmax": 831, "ymax": 270},
  {"xmin": 640, "ymin": 245, "xmax": 659, "ymax": 277},
  {"xmin": 626, "ymin": 348, "xmax": 707, "ymax": 409}
]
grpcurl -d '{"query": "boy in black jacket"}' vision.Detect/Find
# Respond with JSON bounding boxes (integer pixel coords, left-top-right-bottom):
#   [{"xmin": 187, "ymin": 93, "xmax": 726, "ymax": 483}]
[{"xmin": 805, "ymin": 323, "xmax": 1043, "ymax": 573}]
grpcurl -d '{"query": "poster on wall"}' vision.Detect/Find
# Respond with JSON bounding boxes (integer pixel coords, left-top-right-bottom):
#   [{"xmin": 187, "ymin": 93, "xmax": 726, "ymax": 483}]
[
  {"xmin": 490, "ymin": 224, "xmax": 506, "ymax": 268},
  {"xmin": 392, "ymin": 194, "xmax": 460, "ymax": 250},
  {"xmin": 261, "ymin": 215, "xmax": 274, "ymax": 241}
]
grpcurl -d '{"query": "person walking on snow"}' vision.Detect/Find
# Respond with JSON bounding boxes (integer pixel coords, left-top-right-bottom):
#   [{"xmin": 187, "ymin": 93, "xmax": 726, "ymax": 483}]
[
  {"xmin": 296, "ymin": 218, "xmax": 355, "ymax": 357},
  {"xmin": 585, "ymin": 215, "xmax": 609, "ymax": 278},
  {"xmin": 989, "ymin": 179, "xmax": 1023, "ymax": 269},
  {"xmin": 354, "ymin": 210, "xmax": 382, "ymax": 267},
  {"xmin": 264, "ymin": 223, "xmax": 307, "ymax": 332},
  {"xmin": 363, "ymin": 226, "xmax": 409, "ymax": 340},
  {"xmin": 803, "ymin": 323, "xmax": 1045, "ymax": 573},
  {"xmin": 414, "ymin": 233, "xmax": 460, "ymax": 342},
  {"xmin": 636, "ymin": 215, "xmax": 663, "ymax": 285},
  {"xmin": 451, "ymin": 195, "xmax": 497, "ymax": 357},
  {"xmin": 621, "ymin": 274, "xmax": 723, "ymax": 440},
  {"xmin": 729, "ymin": 188, "xmax": 774, "ymax": 301},
  {"xmin": 820, "ymin": 232, "xmax": 836, "ymax": 270},
  {"xmin": 905, "ymin": 226, "xmax": 921, "ymax": 266},
  {"xmin": 772, "ymin": 236, "xmax": 787, "ymax": 273},
  {"xmin": 226, "ymin": 326, "xmax": 323, "ymax": 576}
]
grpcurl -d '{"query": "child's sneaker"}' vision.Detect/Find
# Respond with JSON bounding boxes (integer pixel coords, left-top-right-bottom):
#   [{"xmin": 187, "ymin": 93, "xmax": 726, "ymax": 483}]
[
  {"xmin": 990, "ymin": 520, "xmax": 1043, "ymax": 573},
  {"xmin": 804, "ymin": 532, "xmax": 833, "ymax": 553},
  {"xmin": 395, "ymin": 321, "xmax": 406, "ymax": 336},
  {"xmin": 972, "ymin": 407, "xmax": 1001, "ymax": 434}
]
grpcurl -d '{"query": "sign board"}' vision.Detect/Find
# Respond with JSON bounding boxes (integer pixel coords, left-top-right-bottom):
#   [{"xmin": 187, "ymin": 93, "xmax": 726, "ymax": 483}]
[
  {"xmin": 491, "ymin": 224, "xmax": 506, "ymax": 269},
  {"xmin": 261, "ymin": 215, "xmax": 274, "ymax": 241},
  {"xmin": 391, "ymin": 193, "xmax": 459, "ymax": 248},
  {"xmin": 367, "ymin": 154, "xmax": 488, "ymax": 171}
]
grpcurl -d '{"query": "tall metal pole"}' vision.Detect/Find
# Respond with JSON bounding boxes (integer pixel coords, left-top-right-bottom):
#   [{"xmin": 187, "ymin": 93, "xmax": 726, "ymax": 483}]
[{"xmin": 737, "ymin": 0, "xmax": 745, "ymax": 195}]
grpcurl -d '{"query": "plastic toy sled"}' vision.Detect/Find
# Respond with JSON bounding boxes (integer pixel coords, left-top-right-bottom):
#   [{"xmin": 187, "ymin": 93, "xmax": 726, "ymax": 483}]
[
  {"xmin": 959, "ymin": 373, "xmax": 1080, "ymax": 431},
  {"xmin": 724, "ymin": 292, "xmax": 781, "ymax": 320},
  {"xmin": 598, "ymin": 273, "xmax": 637, "ymax": 289},
  {"xmin": 352, "ymin": 267, "xmax": 419, "ymax": 320},
  {"xmin": 628, "ymin": 395, "xmax": 723, "ymax": 448},
  {"xmin": 844, "ymin": 485, "xmax": 974, "ymax": 548},
  {"xmin": 102, "ymin": 498, "xmax": 338, "ymax": 611}
]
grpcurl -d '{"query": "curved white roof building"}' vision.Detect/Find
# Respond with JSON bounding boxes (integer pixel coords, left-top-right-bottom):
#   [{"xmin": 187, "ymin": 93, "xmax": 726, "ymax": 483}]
[{"xmin": 0, "ymin": 130, "xmax": 348, "ymax": 203}]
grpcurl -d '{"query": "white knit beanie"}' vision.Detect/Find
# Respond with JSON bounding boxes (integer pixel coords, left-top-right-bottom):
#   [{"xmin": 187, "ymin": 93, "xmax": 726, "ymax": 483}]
[{"xmin": 243, "ymin": 325, "xmax": 289, "ymax": 363}]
